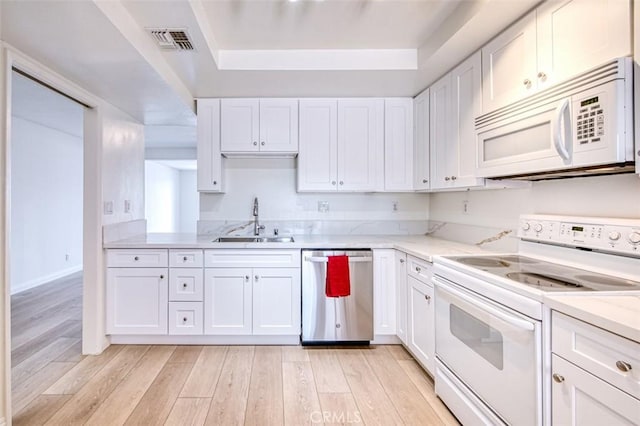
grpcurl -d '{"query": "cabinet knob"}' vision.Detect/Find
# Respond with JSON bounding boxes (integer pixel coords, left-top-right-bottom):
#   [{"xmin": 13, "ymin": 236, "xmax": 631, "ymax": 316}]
[
  {"xmin": 255, "ymin": 275, "xmax": 259, "ymax": 281},
  {"xmin": 523, "ymin": 78, "xmax": 532, "ymax": 89},
  {"xmin": 422, "ymin": 179, "xmax": 428, "ymax": 183},
  {"xmin": 245, "ymin": 275, "xmax": 250, "ymax": 281},
  {"xmin": 213, "ymin": 180, "xmax": 217, "ymax": 185},
  {"xmin": 444, "ymin": 177, "xmax": 450, "ymax": 181},
  {"xmin": 424, "ymin": 294, "xmax": 431, "ymax": 301},
  {"xmin": 261, "ymin": 141, "xmax": 265, "ymax": 146},
  {"xmin": 399, "ymin": 259, "xmax": 405, "ymax": 264},
  {"xmin": 336, "ymin": 323, "xmax": 341, "ymax": 329},
  {"xmin": 160, "ymin": 275, "xmax": 164, "ymax": 279},
  {"xmin": 253, "ymin": 141, "xmax": 258, "ymax": 146},
  {"xmin": 552, "ymin": 373, "xmax": 564, "ymax": 383},
  {"xmin": 537, "ymin": 71, "xmax": 547, "ymax": 81},
  {"xmin": 183, "ymin": 256, "xmax": 188, "ymax": 261},
  {"xmin": 451, "ymin": 176, "xmax": 457, "ymax": 180},
  {"xmin": 182, "ymin": 283, "xmax": 188, "ymax": 289},
  {"xmin": 332, "ymin": 181, "xmax": 337, "ymax": 186},
  {"xmin": 416, "ymin": 266, "xmax": 421, "ymax": 272},
  {"xmin": 134, "ymin": 256, "xmax": 139, "ymax": 261},
  {"xmin": 339, "ymin": 181, "xmax": 344, "ymax": 186},
  {"xmin": 616, "ymin": 361, "xmax": 632, "ymax": 372},
  {"xmin": 183, "ymin": 317, "xmax": 188, "ymax": 323}
]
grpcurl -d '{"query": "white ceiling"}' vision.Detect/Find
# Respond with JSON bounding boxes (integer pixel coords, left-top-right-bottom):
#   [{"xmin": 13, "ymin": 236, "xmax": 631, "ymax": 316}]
[{"xmin": 1, "ymin": 0, "xmax": 539, "ymax": 148}]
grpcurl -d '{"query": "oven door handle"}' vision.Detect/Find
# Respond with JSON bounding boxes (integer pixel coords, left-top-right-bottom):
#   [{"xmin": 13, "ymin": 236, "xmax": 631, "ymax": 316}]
[{"xmin": 436, "ymin": 280, "xmax": 535, "ymax": 332}]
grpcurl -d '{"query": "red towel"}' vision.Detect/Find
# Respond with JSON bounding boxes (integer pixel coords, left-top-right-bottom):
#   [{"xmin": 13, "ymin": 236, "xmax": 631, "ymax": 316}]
[{"xmin": 326, "ymin": 255, "xmax": 350, "ymax": 297}]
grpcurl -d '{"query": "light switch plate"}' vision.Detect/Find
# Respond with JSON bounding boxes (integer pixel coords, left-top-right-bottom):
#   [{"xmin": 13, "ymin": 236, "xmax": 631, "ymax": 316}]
[
  {"xmin": 104, "ymin": 201, "xmax": 114, "ymax": 215},
  {"xmin": 318, "ymin": 201, "xmax": 329, "ymax": 213}
]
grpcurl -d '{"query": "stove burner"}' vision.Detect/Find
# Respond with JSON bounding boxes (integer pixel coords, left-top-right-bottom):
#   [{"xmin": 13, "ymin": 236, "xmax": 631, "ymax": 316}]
[
  {"xmin": 506, "ymin": 272, "xmax": 584, "ymax": 289},
  {"xmin": 574, "ymin": 275, "xmax": 640, "ymax": 288},
  {"xmin": 455, "ymin": 257, "xmax": 511, "ymax": 268},
  {"xmin": 500, "ymin": 255, "xmax": 538, "ymax": 264}
]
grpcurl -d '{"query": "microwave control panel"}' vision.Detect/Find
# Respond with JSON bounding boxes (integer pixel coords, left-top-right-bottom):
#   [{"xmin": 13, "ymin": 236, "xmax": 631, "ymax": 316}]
[
  {"xmin": 519, "ymin": 214, "xmax": 640, "ymax": 256},
  {"xmin": 575, "ymin": 94, "xmax": 604, "ymax": 144}
]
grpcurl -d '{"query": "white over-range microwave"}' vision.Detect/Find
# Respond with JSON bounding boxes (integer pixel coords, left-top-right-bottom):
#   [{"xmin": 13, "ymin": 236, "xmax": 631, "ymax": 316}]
[{"xmin": 475, "ymin": 58, "xmax": 635, "ymax": 180}]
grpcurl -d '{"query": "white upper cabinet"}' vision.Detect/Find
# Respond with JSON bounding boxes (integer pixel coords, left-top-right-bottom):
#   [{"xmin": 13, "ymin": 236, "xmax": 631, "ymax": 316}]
[
  {"xmin": 431, "ymin": 52, "xmax": 484, "ymax": 190},
  {"xmin": 483, "ymin": 0, "xmax": 631, "ymax": 113},
  {"xmin": 221, "ymin": 98, "xmax": 298, "ymax": 154},
  {"xmin": 413, "ymin": 89, "xmax": 430, "ymax": 191},
  {"xmin": 297, "ymin": 99, "xmax": 338, "ymax": 191},
  {"xmin": 197, "ymin": 99, "xmax": 224, "ymax": 193},
  {"xmin": 298, "ymin": 98, "xmax": 383, "ymax": 192},
  {"xmin": 384, "ymin": 98, "xmax": 414, "ymax": 191},
  {"xmin": 337, "ymin": 99, "xmax": 384, "ymax": 192}
]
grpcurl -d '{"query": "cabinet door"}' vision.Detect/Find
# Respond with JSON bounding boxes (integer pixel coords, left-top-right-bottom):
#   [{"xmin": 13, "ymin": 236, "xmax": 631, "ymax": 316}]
[
  {"xmin": 197, "ymin": 99, "xmax": 223, "ymax": 192},
  {"xmin": 450, "ymin": 52, "xmax": 484, "ymax": 189},
  {"xmin": 407, "ymin": 276, "xmax": 434, "ymax": 375},
  {"xmin": 252, "ymin": 268, "xmax": 301, "ymax": 335},
  {"xmin": 373, "ymin": 249, "xmax": 396, "ymax": 336},
  {"xmin": 106, "ymin": 268, "xmax": 168, "ymax": 335},
  {"xmin": 413, "ymin": 89, "xmax": 430, "ymax": 191},
  {"xmin": 482, "ymin": 11, "xmax": 537, "ymax": 113},
  {"xmin": 204, "ymin": 268, "xmax": 252, "ymax": 335},
  {"xmin": 297, "ymin": 99, "xmax": 338, "ymax": 191},
  {"xmin": 537, "ymin": 0, "xmax": 631, "ymax": 89},
  {"xmin": 552, "ymin": 354, "xmax": 640, "ymax": 425},
  {"xmin": 384, "ymin": 98, "xmax": 413, "ymax": 191},
  {"xmin": 429, "ymin": 73, "xmax": 454, "ymax": 190},
  {"xmin": 337, "ymin": 99, "xmax": 384, "ymax": 192},
  {"xmin": 395, "ymin": 252, "xmax": 408, "ymax": 345},
  {"xmin": 221, "ymin": 99, "xmax": 259, "ymax": 152},
  {"xmin": 259, "ymin": 99, "xmax": 298, "ymax": 153}
]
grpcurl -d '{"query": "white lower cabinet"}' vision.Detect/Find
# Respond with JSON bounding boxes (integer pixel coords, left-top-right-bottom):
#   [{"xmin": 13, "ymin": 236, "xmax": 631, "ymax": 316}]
[
  {"xmin": 551, "ymin": 311, "xmax": 640, "ymax": 424},
  {"xmin": 106, "ymin": 267, "xmax": 168, "ymax": 335},
  {"xmin": 395, "ymin": 251, "xmax": 408, "ymax": 344},
  {"xmin": 407, "ymin": 275, "xmax": 435, "ymax": 374},
  {"xmin": 204, "ymin": 268, "xmax": 253, "ymax": 335},
  {"xmin": 252, "ymin": 268, "xmax": 301, "ymax": 335},
  {"xmin": 169, "ymin": 302, "xmax": 203, "ymax": 335},
  {"xmin": 373, "ymin": 249, "xmax": 397, "ymax": 336}
]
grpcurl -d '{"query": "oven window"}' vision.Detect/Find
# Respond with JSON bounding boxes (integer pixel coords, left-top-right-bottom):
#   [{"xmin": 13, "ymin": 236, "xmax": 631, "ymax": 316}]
[{"xmin": 450, "ymin": 304, "xmax": 504, "ymax": 370}]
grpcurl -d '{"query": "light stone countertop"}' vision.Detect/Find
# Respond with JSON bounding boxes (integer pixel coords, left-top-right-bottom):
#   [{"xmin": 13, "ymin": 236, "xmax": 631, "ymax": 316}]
[
  {"xmin": 544, "ymin": 294, "xmax": 640, "ymax": 343},
  {"xmin": 103, "ymin": 233, "xmax": 487, "ymax": 262}
]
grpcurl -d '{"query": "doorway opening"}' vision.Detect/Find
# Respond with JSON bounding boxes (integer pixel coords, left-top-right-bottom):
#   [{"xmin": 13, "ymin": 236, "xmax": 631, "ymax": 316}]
[{"xmin": 9, "ymin": 70, "xmax": 85, "ymax": 416}]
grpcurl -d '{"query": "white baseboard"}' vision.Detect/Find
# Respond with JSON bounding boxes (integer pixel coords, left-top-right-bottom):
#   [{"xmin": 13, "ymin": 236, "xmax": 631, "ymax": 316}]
[
  {"xmin": 371, "ymin": 334, "xmax": 401, "ymax": 344},
  {"xmin": 110, "ymin": 334, "xmax": 301, "ymax": 345},
  {"xmin": 11, "ymin": 265, "xmax": 82, "ymax": 295}
]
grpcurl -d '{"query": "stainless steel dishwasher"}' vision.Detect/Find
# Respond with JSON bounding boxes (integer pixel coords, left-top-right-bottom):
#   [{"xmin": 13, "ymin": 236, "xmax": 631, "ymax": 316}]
[{"xmin": 301, "ymin": 249, "xmax": 374, "ymax": 344}]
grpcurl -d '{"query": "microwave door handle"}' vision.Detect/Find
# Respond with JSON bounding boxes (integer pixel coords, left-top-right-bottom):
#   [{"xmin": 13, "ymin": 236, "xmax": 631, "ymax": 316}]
[{"xmin": 553, "ymin": 98, "xmax": 572, "ymax": 163}]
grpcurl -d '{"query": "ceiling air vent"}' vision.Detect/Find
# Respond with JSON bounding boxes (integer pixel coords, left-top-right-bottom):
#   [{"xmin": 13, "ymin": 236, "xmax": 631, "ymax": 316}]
[{"xmin": 147, "ymin": 28, "xmax": 195, "ymax": 51}]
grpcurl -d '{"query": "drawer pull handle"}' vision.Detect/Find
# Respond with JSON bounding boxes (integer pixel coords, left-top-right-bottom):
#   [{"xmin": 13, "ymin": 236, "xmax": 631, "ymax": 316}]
[
  {"xmin": 183, "ymin": 256, "xmax": 188, "ymax": 261},
  {"xmin": 183, "ymin": 317, "xmax": 188, "ymax": 322},
  {"xmin": 422, "ymin": 179, "xmax": 428, "ymax": 183},
  {"xmin": 424, "ymin": 295, "xmax": 431, "ymax": 301},
  {"xmin": 416, "ymin": 266, "xmax": 421, "ymax": 272},
  {"xmin": 182, "ymin": 283, "xmax": 188, "ymax": 289},
  {"xmin": 552, "ymin": 373, "xmax": 564, "ymax": 383},
  {"xmin": 160, "ymin": 275, "xmax": 164, "ymax": 279},
  {"xmin": 134, "ymin": 256, "xmax": 139, "ymax": 261},
  {"xmin": 616, "ymin": 361, "xmax": 632, "ymax": 372}
]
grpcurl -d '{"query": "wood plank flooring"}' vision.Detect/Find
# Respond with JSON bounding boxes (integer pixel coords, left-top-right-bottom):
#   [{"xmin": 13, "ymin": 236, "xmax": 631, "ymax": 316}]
[{"xmin": 12, "ymin": 273, "xmax": 459, "ymax": 425}]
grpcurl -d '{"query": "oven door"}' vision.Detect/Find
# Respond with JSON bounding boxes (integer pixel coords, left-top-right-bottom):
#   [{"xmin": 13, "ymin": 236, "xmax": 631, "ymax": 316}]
[{"xmin": 435, "ymin": 276, "xmax": 541, "ymax": 425}]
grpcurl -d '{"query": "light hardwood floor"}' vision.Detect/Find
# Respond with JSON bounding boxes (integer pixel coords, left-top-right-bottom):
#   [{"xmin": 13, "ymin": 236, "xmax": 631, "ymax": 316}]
[{"xmin": 11, "ymin": 274, "xmax": 459, "ymax": 425}]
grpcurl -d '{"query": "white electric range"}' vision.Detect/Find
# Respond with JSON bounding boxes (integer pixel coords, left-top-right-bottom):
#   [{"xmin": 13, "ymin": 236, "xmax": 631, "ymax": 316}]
[{"xmin": 432, "ymin": 214, "xmax": 640, "ymax": 426}]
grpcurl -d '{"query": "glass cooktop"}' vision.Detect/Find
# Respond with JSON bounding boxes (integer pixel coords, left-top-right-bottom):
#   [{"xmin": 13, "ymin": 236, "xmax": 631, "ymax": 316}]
[{"xmin": 448, "ymin": 255, "xmax": 640, "ymax": 292}]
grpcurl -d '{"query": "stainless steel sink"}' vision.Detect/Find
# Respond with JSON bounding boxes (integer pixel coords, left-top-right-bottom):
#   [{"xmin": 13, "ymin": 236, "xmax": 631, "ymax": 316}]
[{"xmin": 214, "ymin": 236, "xmax": 295, "ymax": 243}]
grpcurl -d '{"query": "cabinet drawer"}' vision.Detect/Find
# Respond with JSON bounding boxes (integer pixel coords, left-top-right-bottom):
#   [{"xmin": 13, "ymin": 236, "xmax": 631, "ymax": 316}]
[
  {"xmin": 407, "ymin": 255, "xmax": 433, "ymax": 282},
  {"xmin": 169, "ymin": 269, "xmax": 204, "ymax": 301},
  {"xmin": 169, "ymin": 249, "xmax": 203, "ymax": 268},
  {"xmin": 552, "ymin": 311, "xmax": 640, "ymax": 398},
  {"xmin": 169, "ymin": 302, "xmax": 203, "ymax": 335},
  {"xmin": 204, "ymin": 249, "xmax": 301, "ymax": 268},
  {"xmin": 107, "ymin": 249, "xmax": 168, "ymax": 268}
]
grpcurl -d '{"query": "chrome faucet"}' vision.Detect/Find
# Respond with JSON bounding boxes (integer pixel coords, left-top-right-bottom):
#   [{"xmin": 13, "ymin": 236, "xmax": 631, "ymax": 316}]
[{"xmin": 253, "ymin": 197, "xmax": 265, "ymax": 236}]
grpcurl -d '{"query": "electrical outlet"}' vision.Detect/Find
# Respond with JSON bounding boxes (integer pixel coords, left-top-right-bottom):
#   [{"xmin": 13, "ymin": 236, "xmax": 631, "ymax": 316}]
[
  {"xmin": 462, "ymin": 200, "xmax": 469, "ymax": 215},
  {"xmin": 124, "ymin": 200, "xmax": 131, "ymax": 213},
  {"xmin": 392, "ymin": 201, "xmax": 398, "ymax": 212},
  {"xmin": 104, "ymin": 201, "xmax": 114, "ymax": 215},
  {"xmin": 65, "ymin": 254, "xmax": 70, "ymax": 261},
  {"xmin": 318, "ymin": 201, "xmax": 329, "ymax": 213}
]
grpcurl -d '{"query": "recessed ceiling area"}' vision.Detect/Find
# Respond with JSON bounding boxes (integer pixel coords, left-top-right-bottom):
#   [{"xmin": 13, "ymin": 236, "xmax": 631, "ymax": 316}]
[{"xmin": 1, "ymin": 0, "xmax": 539, "ymax": 139}]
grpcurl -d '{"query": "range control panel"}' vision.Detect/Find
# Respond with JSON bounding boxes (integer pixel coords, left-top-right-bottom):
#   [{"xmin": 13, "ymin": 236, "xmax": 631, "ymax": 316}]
[{"xmin": 518, "ymin": 214, "xmax": 640, "ymax": 256}]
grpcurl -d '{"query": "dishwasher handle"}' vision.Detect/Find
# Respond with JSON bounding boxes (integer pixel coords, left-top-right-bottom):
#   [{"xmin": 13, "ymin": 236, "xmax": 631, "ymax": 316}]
[{"xmin": 305, "ymin": 256, "xmax": 373, "ymax": 263}]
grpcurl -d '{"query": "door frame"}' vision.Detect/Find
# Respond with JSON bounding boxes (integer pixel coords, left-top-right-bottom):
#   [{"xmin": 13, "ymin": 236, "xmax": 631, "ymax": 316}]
[{"xmin": 1, "ymin": 43, "xmax": 106, "ymax": 422}]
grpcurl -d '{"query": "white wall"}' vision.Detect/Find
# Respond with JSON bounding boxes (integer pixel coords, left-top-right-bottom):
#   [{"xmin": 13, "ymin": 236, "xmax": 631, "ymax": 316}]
[
  {"xmin": 429, "ymin": 174, "xmax": 640, "ymax": 229},
  {"xmin": 200, "ymin": 159, "xmax": 429, "ymax": 222},
  {"xmin": 145, "ymin": 161, "xmax": 180, "ymax": 232},
  {"xmin": 10, "ymin": 116, "xmax": 83, "ymax": 293},
  {"xmin": 179, "ymin": 170, "xmax": 198, "ymax": 233}
]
